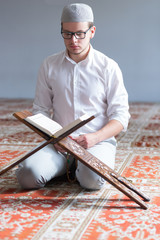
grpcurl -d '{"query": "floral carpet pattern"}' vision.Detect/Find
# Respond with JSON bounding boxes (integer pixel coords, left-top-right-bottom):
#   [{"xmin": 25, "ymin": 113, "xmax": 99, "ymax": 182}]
[{"xmin": 0, "ymin": 99, "xmax": 160, "ymax": 240}]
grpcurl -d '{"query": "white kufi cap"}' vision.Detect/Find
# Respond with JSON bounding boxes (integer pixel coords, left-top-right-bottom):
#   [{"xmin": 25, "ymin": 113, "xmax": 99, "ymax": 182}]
[{"xmin": 61, "ymin": 3, "xmax": 94, "ymax": 23}]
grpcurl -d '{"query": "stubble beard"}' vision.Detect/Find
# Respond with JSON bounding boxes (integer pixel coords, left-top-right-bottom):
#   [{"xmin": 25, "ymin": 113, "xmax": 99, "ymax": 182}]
[{"xmin": 68, "ymin": 43, "xmax": 90, "ymax": 57}]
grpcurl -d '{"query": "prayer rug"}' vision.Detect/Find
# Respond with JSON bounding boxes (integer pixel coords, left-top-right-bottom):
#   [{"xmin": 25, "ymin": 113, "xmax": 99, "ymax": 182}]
[{"xmin": 0, "ymin": 99, "xmax": 160, "ymax": 240}]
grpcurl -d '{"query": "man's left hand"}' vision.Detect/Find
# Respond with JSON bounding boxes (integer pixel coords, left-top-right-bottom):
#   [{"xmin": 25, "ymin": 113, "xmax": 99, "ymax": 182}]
[{"xmin": 72, "ymin": 133, "xmax": 98, "ymax": 149}]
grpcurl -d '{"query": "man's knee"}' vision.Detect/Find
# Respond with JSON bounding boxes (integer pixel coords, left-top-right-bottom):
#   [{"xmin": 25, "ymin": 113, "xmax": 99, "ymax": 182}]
[
  {"xmin": 78, "ymin": 175, "xmax": 105, "ymax": 190},
  {"xmin": 16, "ymin": 164, "xmax": 46, "ymax": 189},
  {"xmin": 76, "ymin": 164, "xmax": 105, "ymax": 190},
  {"xmin": 15, "ymin": 144, "xmax": 68, "ymax": 190}
]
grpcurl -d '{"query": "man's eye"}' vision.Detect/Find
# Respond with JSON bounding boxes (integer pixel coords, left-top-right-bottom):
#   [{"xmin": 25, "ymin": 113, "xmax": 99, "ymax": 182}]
[
  {"xmin": 65, "ymin": 33, "xmax": 72, "ymax": 36},
  {"xmin": 76, "ymin": 32, "xmax": 83, "ymax": 37}
]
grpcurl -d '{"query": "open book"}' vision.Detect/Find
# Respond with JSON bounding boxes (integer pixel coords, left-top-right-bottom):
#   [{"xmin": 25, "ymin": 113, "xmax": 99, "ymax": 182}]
[{"xmin": 25, "ymin": 113, "xmax": 90, "ymax": 138}]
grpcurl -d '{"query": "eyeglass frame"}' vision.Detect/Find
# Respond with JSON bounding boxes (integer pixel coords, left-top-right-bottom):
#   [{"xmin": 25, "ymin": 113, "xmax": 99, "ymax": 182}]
[{"xmin": 61, "ymin": 26, "xmax": 92, "ymax": 39}]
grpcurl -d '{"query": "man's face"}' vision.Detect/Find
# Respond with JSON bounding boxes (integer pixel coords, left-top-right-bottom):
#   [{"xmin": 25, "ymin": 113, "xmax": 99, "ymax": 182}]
[{"xmin": 62, "ymin": 22, "xmax": 95, "ymax": 61}]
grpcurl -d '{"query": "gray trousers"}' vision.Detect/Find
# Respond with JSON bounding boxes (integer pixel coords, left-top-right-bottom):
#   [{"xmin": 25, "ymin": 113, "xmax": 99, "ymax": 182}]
[{"xmin": 16, "ymin": 141, "xmax": 116, "ymax": 190}]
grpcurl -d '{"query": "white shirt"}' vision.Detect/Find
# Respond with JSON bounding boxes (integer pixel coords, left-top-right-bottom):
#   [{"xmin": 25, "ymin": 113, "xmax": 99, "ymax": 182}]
[{"xmin": 33, "ymin": 46, "xmax": 130, "ymax": 142}]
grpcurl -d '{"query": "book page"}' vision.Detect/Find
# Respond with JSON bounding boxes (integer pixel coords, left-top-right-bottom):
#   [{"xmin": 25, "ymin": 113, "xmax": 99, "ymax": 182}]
[{"xmin": 25, "ymin": 113, "xmax": 62, "ymax": 136}]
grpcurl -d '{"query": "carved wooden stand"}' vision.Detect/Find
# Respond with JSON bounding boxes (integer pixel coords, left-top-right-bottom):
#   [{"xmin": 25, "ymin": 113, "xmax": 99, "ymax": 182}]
[{"xmin": 0, "ymin": 111, "xmax": 150, "ymax": 209}]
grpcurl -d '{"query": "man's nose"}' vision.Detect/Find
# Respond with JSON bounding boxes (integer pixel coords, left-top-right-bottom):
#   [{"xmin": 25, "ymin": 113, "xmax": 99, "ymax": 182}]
[{"xmin": 71, "ymin": 34, "xmax": 77, "ymax": 42}]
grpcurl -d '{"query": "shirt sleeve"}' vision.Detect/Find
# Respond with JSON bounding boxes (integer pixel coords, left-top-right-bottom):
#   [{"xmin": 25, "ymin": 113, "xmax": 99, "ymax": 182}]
[
  {"xmin": 33, "ymin": 59, "xmax": 53, "ymax": 118},
  {"xmin": 105, "ymin": 61, "xmax": 130, "ymax": 131}
]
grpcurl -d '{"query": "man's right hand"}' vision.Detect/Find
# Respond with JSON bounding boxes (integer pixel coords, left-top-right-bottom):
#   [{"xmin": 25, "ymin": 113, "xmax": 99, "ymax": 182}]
[{"xmin": 54, "ymin": 143, "xmax": 66, "ymax": 153}]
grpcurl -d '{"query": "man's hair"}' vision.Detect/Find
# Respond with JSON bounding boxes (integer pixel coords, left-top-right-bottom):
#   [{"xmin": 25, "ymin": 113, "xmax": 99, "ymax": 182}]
[{"xmin": 88, "ymin": 22, "xmax": 94, "ymax": 28}]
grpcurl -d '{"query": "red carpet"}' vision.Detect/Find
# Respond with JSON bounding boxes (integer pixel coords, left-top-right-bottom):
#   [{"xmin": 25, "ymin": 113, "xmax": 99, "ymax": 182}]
[{"xmin": 0, "ymin": 99, "xmax": 160, "ymax": 239}]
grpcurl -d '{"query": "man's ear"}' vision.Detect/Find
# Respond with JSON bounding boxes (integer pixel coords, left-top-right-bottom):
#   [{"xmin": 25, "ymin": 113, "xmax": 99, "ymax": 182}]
[{"xmin": 90, "ymin": 26, "xmax": 96, "ymax": 39}]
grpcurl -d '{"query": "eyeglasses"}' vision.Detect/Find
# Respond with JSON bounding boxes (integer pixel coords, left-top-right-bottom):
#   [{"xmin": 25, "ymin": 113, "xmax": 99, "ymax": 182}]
[{"xmin": 61, "ymin": 26, "xmax": 92, "ymax": 39}]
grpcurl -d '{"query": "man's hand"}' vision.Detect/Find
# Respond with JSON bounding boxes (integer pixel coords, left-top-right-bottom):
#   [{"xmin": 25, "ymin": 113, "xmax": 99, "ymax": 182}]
[
  {"xmin": 54, "ymin": 136, "xmax": 74, "ymax": 153},
  {"xmin": 72, "ymin": 133, "xmax": 98, "ymax": 149},
  {"xmin": 54, "ymin": 143, "xmax": 66, "ymax": 153}
]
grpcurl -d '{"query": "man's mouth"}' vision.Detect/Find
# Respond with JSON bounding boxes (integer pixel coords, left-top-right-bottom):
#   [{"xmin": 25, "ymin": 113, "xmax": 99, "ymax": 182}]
[{"xmin": 70, "ymin": 45, "xmax": 79, "ymax": 49}]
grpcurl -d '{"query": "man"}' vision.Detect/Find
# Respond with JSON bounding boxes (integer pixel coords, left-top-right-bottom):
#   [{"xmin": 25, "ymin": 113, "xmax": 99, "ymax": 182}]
[{"xmin": 16, "ymin": 3, "xmax": 130, "ymax": 190}]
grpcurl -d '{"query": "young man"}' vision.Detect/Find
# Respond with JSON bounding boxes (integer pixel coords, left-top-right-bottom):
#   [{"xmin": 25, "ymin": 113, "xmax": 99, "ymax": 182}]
[{"xmin": 16, "ymin": 3, "xmax": 130, "ymax": 190}]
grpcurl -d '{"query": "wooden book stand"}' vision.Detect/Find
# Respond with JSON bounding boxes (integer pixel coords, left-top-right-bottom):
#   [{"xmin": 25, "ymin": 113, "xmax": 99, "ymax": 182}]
[{"xmin": 0, "ymin": 110, "xmax": 150, "ymax": 209}]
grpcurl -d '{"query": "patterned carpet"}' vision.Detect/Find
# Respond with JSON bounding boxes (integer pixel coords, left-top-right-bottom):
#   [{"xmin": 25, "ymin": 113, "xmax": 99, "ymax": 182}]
[{"xmin": 0, "ymin": 99, "xmax": 160, "ymax": 240}]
